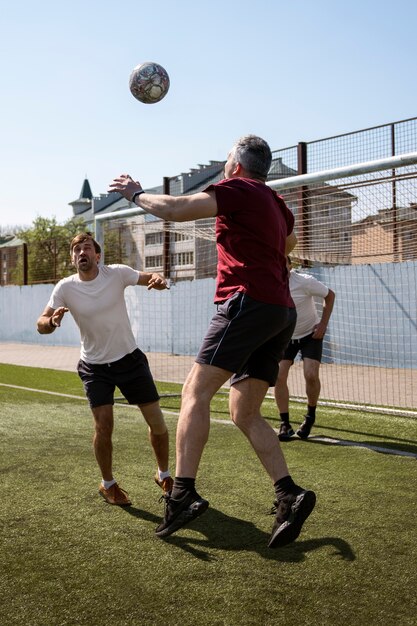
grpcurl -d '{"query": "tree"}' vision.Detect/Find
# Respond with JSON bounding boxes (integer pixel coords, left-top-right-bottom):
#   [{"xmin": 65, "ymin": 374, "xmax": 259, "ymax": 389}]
[{"xmin": 15, "ymin": 216, "xmax": 86, "ymax": 284}]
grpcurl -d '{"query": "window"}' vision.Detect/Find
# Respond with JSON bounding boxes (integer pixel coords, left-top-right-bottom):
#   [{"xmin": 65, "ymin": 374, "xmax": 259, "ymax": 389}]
[
  {"xmin": 145, "ymin": 255, "xmax": 163, "ymax": 269},
  {"xmin": 170, "ymin": 251, "xmax": 194, "ymax": 266},
  {"xmin": 171, "ymin": 231, "xmax": 192, "ymax": 242},
  {"xmin": 145, "ymin": 232, "xmax": 163, "ymax": 246}
]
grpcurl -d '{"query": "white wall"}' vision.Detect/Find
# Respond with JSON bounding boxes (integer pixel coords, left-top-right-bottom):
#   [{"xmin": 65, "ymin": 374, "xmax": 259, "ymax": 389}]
[
  {"xmin": 1, "ymin": 264, "xmax": 416, "ymax": 368},
  {"xmin": 0, "ymin": 279, "xmax": 216, "ymax": 355}
]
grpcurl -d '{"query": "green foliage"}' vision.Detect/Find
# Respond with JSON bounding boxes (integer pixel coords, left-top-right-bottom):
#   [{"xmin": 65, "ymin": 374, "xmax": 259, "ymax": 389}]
[
  {"xmin": 103, "ymin": 223, "xmax": 126, "ymax": 265},
  {"xmin": 15, "ymin": 216, "xmax": 87, "ymax": 284}
]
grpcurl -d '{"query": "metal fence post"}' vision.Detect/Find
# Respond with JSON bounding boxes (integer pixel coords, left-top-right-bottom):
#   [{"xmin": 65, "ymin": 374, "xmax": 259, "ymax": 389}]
[
  {"xmin": 391, "ymin": 123, "xmax": 399, "ymax": 261},
  {"xmin": 163, "ymin": 177, "xmax": 171, "ymax": 279},
  {"xmin": 297, "ymin": 141, "xmax": 310, "ymax": 265},
  {"xmin": 23, "ymin": 243, "xmax": 28, "ymax": 285}
]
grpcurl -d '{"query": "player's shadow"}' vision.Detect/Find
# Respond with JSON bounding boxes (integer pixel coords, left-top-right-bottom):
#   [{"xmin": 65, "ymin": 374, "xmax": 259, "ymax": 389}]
[
  {"xmin": 275, "ymin": 421, "xmax": 417, "ymax": 456},
  {"xmin": 123, "ymin": 505, "xmax": 355, "ymax": 563},
  {"xmin": 303, "ymin": 434, "xmax": 417, "ymax": 457}
]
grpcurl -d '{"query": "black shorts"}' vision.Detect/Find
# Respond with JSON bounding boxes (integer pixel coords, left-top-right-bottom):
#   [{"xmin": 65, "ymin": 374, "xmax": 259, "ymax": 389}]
[
  {"xmin": 282, "ymin": 333, "xmax": 323, "ymax": 363},
  {"xmin": 77, "ymin": 348, "xmax": 160, "ymax": 409},
  {"xmin": 196, "ymin": 292, "xmax": 297, "ymax": 386}
]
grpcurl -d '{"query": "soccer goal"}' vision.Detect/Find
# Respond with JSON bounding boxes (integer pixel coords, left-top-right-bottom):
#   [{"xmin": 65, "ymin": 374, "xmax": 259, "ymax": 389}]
[{"xmin": 95, "ymin": 152, "xmax": 417, "ymax": 416}]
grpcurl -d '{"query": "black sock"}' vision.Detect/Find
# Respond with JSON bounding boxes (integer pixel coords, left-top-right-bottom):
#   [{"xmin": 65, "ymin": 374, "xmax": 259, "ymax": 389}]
[
  {"xmin": 280, "ymin": 412, "xmax": 290, "ymax": 423},
  {"xmin": 307, "ymin": 406, "xmax": 316, "ymax": 420},
  {"xmin": 274, "ymin": 475, "xmax": 303, "ymax": 499},
  {"xmin": 171, "ymin": 477, "xmax": 196, "ymax": 499}
]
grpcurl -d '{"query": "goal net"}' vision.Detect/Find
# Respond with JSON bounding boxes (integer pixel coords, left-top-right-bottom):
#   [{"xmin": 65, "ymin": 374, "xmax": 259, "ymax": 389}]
[{"xmin": 95, "ymin": 153, "xmax": 417, "ymax": 416}]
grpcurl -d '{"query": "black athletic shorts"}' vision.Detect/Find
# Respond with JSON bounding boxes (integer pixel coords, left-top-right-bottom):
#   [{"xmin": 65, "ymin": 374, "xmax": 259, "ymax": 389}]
[
  {"xmin": 282, "ymin": 332, "xmax": 323, "ymax": 363},
  {"xmin": 77, "ymin": 348, "xmax": 160, "ymax": 409},
  {"xmin": 196, "ymin": 291, "xmax": 297, "ymax": 386}
]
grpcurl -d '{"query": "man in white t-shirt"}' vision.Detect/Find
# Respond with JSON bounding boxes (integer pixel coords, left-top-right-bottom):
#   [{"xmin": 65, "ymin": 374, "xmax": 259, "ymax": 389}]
[
  {"xmin": 275, "ymin": 257, "xmax": 335, "ymax": 441},
  {"xmin": 37, "ymin": 232, "xmax": 173, "ymax": 506}
]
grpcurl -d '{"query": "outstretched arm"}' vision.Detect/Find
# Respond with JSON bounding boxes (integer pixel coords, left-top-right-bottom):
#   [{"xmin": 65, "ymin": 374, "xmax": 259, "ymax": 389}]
[
  {"xmin": 108, "ymin": 174, "xmax": 218, "ymax": 222},
  {"xmin": 37, "ymin": 306, "xmax": 69, "ymax": 334},
  {"xmin": 138, "ymin": 272, "xmax": 169, "ymax": 290}
]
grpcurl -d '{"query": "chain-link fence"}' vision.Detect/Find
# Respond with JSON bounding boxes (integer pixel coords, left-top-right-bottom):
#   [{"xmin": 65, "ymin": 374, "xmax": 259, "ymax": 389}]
[{"xmin": 270, "ymin": 116, "xmax": 417, "ymax": 176}]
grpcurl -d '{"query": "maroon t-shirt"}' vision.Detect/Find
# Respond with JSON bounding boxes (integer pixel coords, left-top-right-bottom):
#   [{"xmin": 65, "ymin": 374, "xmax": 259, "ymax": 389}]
[{"xmin": 205, "ymin": 177, "xmax": 295, "ymax": 307}]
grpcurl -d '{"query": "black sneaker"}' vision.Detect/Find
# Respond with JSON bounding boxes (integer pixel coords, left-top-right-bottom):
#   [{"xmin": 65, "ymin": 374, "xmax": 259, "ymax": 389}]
[
  {"xmin": 155, "ymin": 491, "xmax": 209, "ymax": 538},
  {"xmin": 278, "ymin": 421, "xmax": 295, "ymax": 441},
  {"xmin": 268, "ymin": 490, "xmax": 316, "ymax": 548},
  {"xmin": 296, "ymin": 416, "xmax": 315, "ymax": 439}
]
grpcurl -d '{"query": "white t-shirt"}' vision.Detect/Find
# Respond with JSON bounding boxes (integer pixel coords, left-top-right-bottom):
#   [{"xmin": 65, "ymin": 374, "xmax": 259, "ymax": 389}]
[
  {"xmin": 289, "ymin": 270, "xmax": 329, "ymax": 340},
  {"xmin": 48, "ymin": 264, "xmax": 140, "ymax": 364}
]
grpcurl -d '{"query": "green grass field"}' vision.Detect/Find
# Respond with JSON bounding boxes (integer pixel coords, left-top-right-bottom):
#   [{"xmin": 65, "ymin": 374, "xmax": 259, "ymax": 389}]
[{"xmin": 1, "ymin": 363, "xmax": 416, "ymax": 625}]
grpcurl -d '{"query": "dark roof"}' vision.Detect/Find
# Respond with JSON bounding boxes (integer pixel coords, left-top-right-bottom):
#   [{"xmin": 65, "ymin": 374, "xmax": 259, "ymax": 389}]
[
  {"xmin": 0, "ymin": 235, "xmax": 25, "ymax": 248},
  {"xmin": 176, "ymin": 162, "xmax": 225, "ymax": 195},
  {"xmin": 69, "ymin": 162, "xmax": 227, "ymax": 219},
  {"xmin": 93, "ymin": 192, "xmax": 122, "ymax": 214},
  {"xmin": 267, "ymin": 158, "xmax": 297, "ymax": 180},
  {"xmin": 79, "ymin": 179, "xmax": 93, "ymax": 200},
  {"xmin": 174, "ymin": 161, "xmax": 225, "ymax": 194}
]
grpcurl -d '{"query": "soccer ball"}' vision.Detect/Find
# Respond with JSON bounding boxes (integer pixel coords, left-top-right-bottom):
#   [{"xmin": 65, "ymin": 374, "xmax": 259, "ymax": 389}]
[{"xmin": 129, "ymin": 62, "xmax": 170, "ymax": 104}]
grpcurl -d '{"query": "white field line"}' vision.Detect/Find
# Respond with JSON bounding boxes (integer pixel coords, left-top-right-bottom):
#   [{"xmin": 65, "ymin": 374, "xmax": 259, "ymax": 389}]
[
  {"xmin": 0, "ymin": 382, "xmax": 86, "ymax": 401},
  {"xmin": 1, "ymin": 383, "xmax": 416, "ymax": 459}
]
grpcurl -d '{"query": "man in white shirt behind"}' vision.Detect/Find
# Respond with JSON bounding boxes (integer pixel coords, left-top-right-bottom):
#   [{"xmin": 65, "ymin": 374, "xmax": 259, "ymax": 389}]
[{"xmin": 275, "ymin": 257, "xmax": 335, "ymax": 440}]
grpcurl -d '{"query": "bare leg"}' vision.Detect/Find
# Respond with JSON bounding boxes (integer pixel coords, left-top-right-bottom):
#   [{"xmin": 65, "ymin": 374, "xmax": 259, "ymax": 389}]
[
  {"xmin": 230, "ymin": 378, "xmax": 289, "ymax": 483},
  {"xmin": 140, "ymin": 401, "xmax": 170, "ymax": 472},
  {"xmin": 274, "ymin": 360, "xmax": 292, "ymax": 413},
  {"xmin": 92, "ymin": 405, "xmax": 114, "ymax": 481},
  {"xmin": 303, "ymin": 358, "xmax": 321, "ymax": 406},
  {"xmin": 175, "ymin": 363, "xmax": 232, "ymax": 477}
]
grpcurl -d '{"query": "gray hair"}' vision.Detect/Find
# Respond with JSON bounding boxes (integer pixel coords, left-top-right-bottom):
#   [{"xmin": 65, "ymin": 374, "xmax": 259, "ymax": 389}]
[{"xmin": 231, "ymin": 135, "xmax": 272, "ymax": 180}]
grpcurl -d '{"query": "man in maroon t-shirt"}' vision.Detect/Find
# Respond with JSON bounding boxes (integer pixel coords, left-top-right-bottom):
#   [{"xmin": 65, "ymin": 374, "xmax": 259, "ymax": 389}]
[{"xmin": 109, "ymin": 135, "xmax": 316, "ymax": 548}]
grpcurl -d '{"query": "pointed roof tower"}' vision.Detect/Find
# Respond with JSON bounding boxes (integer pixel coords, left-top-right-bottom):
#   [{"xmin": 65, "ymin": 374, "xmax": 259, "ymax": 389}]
[
  {"xmin": 69, "ymin": 178, "xmax": 93, "ymax": 216},
  {"xmin": 79, "ymin": 178, "xmax": 93, "ymax": 200}
]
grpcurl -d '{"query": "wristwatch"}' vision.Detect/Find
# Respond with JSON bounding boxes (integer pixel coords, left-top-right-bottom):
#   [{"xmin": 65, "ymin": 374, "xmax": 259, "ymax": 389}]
[{"xmin": 131, "ymin": 190, "xmax": 145, "ymax": 203}]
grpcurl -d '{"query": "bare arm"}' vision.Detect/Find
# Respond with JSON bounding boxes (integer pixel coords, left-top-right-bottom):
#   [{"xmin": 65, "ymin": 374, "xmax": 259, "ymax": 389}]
[
  {"xmin": 137, "ymin": 272, "xmax": 169, "ymax": 290},
  {"xmin": 108, "ymin": 174, "xmax": 218, "ymax": 222},
  {"xmin": 285, "ymin": 231, "xmax": 297, "ymax": 255},
  {"xmin": 37, "ymin": 306, "xmax": 69, "ymax": 334},
  {"xmin": 312, "ymin": 289, "xmax": 335, "ymax": 339}
]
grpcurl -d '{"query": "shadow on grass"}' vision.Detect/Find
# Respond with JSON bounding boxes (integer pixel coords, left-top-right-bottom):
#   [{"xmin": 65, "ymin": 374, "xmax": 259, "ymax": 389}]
[
  {"xmin": 275, "ymin": 425, "xmax": 417, "ymax": 456},
  {"xmin": 122, "ymin": 505, "xmax": 355, "ymax": 563},
  {"xmin": 315, "ymin": 423, "xmax": 417, "ymax": 445},
  {"xmin": 301, "ymin": 435, "xmax": 417, "ymax": 457}
]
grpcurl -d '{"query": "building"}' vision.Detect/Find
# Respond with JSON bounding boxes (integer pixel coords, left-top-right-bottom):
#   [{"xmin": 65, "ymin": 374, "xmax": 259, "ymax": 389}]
[
  {"xmin": 0, "ymin": 236, "xmax": 25, "ymax": 285},
  {"xmin": 351, "ymin": 204, "xmax": 417, "ymax": 264},
  {"xmin": 69, "ymin": 161, "xmax": 225, "ymax": 280}
]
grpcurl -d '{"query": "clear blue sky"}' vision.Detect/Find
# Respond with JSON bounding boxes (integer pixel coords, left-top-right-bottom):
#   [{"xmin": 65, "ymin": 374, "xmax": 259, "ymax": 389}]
[{"xmin": 1, "ymin": 0, "xmax": 416, "ymax": 228}]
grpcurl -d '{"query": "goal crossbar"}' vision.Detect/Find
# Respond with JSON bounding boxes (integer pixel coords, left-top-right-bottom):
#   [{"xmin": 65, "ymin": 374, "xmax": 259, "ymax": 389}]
[
  {"xmin": 95, "ymin": 151, "xmax": 417, "ymax": 255},
  {"xmin": 267, "ymin": 151, "xmax": 417, "ymax": 190}
]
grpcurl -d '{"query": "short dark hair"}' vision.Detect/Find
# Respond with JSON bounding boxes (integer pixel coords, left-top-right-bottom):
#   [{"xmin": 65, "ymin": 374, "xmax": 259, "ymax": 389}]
[
  {"xmin": 70, "ymin": 232, "xmax": 101, "ymax": 254},
  {"xmin": 232, "ymin": 135, "xmax": 272, "ymax": 180}
]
